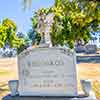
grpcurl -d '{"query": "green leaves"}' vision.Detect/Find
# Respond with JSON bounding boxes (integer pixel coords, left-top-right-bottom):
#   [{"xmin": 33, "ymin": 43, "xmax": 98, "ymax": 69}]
[
  {"xmin": 0, "ymin": 25, "xmax": 7, "ymax": 47},
  {"xmin": 29, "ymin": 0, "xmax": 100, "ymax": 48},
  {"xmin": 0, "ymin": 18, "xmax": 25, "ymax": 51},
  {"xmin": 50, "ymin": 0, "xmax": 100, "ymax": 48},
  {"xmin": 2, "ymin": 18, "xmax": 17, "ymax": 32}
]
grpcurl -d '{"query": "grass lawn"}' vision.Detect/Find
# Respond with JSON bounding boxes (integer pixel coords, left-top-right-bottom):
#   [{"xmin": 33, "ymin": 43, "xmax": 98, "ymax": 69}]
[{"xmin": 0, "ymin": 58, "xmax": 100, "ymax": 100}]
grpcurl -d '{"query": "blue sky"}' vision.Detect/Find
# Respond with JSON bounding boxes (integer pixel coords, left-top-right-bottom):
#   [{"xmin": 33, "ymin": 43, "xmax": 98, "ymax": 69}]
[{"xmin": 0, "ymin": 0, "xmax": 54, "ymax": 33}]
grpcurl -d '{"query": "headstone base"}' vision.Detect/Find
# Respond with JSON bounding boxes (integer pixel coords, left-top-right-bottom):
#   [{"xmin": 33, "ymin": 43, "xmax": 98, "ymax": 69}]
[{"xmin": 2, "ymin": 94, "xmax": 97, "ymax": 100}]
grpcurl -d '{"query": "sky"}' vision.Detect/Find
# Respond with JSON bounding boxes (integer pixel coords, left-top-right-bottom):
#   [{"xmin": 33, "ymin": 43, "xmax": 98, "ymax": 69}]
[{"xmin": 0, "ymin": 0, "xmax": 54, "ymax": 34}]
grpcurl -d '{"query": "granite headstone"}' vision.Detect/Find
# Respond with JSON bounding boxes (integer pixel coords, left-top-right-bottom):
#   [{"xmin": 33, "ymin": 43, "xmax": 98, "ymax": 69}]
[{"xmin": 18, "ymin": 47, "xmax": 78, "ymax": 96}]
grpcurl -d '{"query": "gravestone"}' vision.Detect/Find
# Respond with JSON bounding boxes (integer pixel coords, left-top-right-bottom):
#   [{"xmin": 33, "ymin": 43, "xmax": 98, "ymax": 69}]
[
  {"xmin": 85, "ymin": 45, "xmax": 97, "ymax": 54},
  {"xmin": 18, "ymin": 47, "xmax": 78, "ymax": 96}
]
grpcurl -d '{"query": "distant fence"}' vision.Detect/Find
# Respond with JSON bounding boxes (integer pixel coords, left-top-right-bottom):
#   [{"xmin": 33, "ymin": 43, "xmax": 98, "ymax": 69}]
[{"xmin": 77, "ymin": 55, "xmax": 100, "ymax": 63}]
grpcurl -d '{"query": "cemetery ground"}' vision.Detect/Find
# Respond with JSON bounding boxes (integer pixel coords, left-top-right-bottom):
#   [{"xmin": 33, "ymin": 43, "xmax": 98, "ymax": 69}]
[{"xmin": 0, "ymin": 57, "xmax": 100, "ymax": 100}]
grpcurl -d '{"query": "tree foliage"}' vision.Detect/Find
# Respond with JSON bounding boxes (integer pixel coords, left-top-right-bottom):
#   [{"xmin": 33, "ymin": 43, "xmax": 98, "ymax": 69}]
[
  {"xmin": 50, "ymin": 0, "xmax": 100, "ymax": 48},
  {"xmin": 16, "ymin": 32, "xmax": 32, "ymax": 54},
  {"xmin": 25, "ymin": 0, "xmax": 100, "ymax": 48},
  {"xmin": 27, "ymin": 29, "xmax": 41, "ymax": 45},
  {"xmin": 0, "ymin": 18, "xmax": 25, "ymax": 49},
  {"xmin": 23, "ymin": 0, "xmax": 100, "ymax": 48}
]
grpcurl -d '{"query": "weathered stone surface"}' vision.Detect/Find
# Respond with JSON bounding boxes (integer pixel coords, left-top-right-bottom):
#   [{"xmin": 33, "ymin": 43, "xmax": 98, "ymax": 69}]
[{"xmin": 18, "ymin": 47, "xmax": 78, "ymax": 96}]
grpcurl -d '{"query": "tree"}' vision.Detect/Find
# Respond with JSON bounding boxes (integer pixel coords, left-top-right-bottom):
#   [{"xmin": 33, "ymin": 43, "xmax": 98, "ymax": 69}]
[
  {"xmin": 16, "ymin": 32, "xmax": 32, "ymax": 54},
  {"xmin": 0, "ymin": 18, "xmax": 25, "ymax": 53},
  {"xmin": 27, "ymin": 29, "xmax": 38, "ymax": 45},
  {"xmin": 32, "ymin": 0, "xmax": 100, "ymax": 48},
  {"xmin": 50, "ymin": 0, "xmax": 100, "ymax": 48},
  {"xmin": 24, "ymin": 0, "xmax": 100, "ymax": 48}
]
